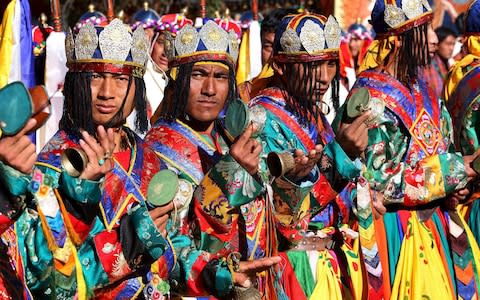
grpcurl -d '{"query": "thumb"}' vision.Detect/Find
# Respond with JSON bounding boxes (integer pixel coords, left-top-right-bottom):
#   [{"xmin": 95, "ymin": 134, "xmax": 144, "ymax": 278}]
[
  {"xmin": 350, "ymin": 110, "xmax": 371, "ymax": 127},
  {"xmin": 15, "ymin": 118, "xmax": 37, "ymax": 139}
]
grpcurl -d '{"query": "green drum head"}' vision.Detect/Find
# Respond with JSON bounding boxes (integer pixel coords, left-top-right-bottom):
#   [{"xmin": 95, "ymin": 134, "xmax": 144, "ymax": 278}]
[
  {"xmin": 347, "ymin": 88, "xmax": 371, "ymax": 119},
  {"xmin": 225, "ymin": 98, "xmax": 249, "ymax": 138},
  {"xmin": 147, "ymin": 169, "xmax": 179, "ymax": 207},
  {"xmin": 0, "ymin": 81, "xmax": 32, "ymax": 135}
]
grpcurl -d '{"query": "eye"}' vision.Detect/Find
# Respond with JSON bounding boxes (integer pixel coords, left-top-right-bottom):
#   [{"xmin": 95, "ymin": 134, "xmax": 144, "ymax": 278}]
[
  {"xmin": 91, "ymin": 73, "xmax": 102, "ymax": 79},
  {"xmin": 115, "ymin": 76, "xmax": 129, "ymax": 82},
  {"xmin": 191, "ymin": 71, "xmax": 204, "ymax": 78}
]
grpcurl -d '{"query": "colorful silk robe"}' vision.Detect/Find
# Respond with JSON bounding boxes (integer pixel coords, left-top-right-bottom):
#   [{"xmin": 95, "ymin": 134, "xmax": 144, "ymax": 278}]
[
  {"xmin": 346, "ymin": 70, "xmax": 480, "ymax": 300},
  {"xmin": 17, "ymin": 127, "xmax": 173, "ymax": 299},
  {"xmin": 146, "ymin": 112, "xmax": 324, "ymax": 299},
  {"xmin": 447, "ymin": 60, "xmax": 480, "ymax": 243},
  {"xmin": 0, "ymin": 164, "xmax": 32, "ymax": 300},
  {"xmin": 145, "ymin": 119, "xmax": 239, "ymax": 298},
  {"xmin": 250, "ymin": 87, "xmax": 364, "ymax": 300}
]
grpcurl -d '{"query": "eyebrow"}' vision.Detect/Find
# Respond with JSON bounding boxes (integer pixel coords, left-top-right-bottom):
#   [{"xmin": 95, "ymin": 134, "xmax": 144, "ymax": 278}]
[{"xmin": 192, "ymin": 67, "xmax": 229, "ymax": 77}]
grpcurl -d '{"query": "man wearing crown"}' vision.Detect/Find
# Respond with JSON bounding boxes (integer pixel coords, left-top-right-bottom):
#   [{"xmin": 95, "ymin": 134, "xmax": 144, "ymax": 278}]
[
  {"xmin": 144, "ymin": 18, "xmax": 292, "ymax": 299},
  {"xmin": 13, "ymin": 19, "xmax": 176, "ymax": 299},
  {"xmin": 445, "ymin": 0, "xmax": 480, "ymax": 246},
  {"xmin": 241, "ymin": 13, "xmax": 371, "ymax": 299},
  {"xmin": 341, "ymin": 0, "xmax": 480, "ymax": 298}
]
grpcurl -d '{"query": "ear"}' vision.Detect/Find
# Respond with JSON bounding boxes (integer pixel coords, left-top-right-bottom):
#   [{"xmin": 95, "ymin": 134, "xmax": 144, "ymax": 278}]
[{"xmin": 271, "ymin": 61, "xmax": 284, "ymax": 76}]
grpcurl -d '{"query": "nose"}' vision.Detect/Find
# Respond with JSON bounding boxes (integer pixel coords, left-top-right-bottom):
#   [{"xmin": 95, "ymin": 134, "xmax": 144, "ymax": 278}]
[
  {"xmin": 316, "ymin": 64, "xmax": 330, "ymax": 84},
  {"xmin": 201, "ymin": 74, "xmax": 216, "ymax": 97},
  {"xmin": 97, "ymin": 77, "xmax": 115, "ymax": 100}
]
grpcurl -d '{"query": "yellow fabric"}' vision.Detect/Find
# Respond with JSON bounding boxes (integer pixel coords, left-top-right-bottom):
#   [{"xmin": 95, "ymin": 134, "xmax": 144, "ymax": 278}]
[
  {"xmin": 390, "ymin": 212, "xmax": 454, "ymax": 300},
  {"xmin": 358, "ymin": 36, "xmax": 397, "ymax": 74},
  {"xmin": 444, "ymin": 36, "xmax": 480, "ymax": 101},
  {"xmin": 194, "ymin": 61, "xmax": 229, "ymax": 70},
  {"xmin": 236, "ymin": 29, "xmax": 250, "ymax": 85},
  {"xmin": 310, "ymin": 250, "xmax": 344, "ymax": 299},
  {"xmin": 309, "ymin": 243, "xmax": 363, "ymax": 300},
  {"xmin": 0, "ymin": 0, "xmax": 15, "ymax": 88}
]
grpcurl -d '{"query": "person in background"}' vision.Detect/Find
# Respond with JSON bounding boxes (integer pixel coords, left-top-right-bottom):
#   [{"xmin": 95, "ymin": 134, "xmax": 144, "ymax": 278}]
[{"xmin": 339, "ymin": 21, "xmax": 373, "ymax": 90}]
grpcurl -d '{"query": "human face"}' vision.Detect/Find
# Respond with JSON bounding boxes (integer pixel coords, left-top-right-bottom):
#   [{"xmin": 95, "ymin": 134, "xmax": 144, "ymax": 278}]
[
  {"xmin": 151, "ymin": 33, "xmax": 169, "ymax": 71},
  {"xmin": 287, "ymin": 59, "xmax": 337, "ymax": 102},
  {"xmin": 438, "ymin": 34, "xmax": 456, "ymax": 60},
  {"xmin": 261, "ymin": 31, "xmax": 275, "ymax": 66},
  {"xmin": 349, "ymin": 37, "xmax": 363, "ymax": 57},
  {"xmin": 90, "ymin": 72, "xmax": 136, "ymax": 127},
  {"xmin": 427, "ymin": 25, "xmax": 439, "ymax": 59},
  {"xmin": 185, "ymin": 63, "xmax": 230, "ymax": 124}
]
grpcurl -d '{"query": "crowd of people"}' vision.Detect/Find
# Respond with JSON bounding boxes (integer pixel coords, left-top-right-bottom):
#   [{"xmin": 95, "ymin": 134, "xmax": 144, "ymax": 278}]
[{"xmin": 0, "ymin": 0, "xmax": 480, "ymax": 299}]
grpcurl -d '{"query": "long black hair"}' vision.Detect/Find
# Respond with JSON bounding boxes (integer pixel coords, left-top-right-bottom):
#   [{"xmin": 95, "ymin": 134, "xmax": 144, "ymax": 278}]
[
  {"xmin": 59, "ymin": 72, "xmax": 148, "ymax": 136},
  {"xmin": 280, "ymin": 60, "xmax": 340, "ymax": 126},
  {"xmin": 395, "ymin": 23, "xmax": 430, "ymax": 86},
  {"xmin": 158, "ymin": 62, "xmax": 237, "ymax": 121}
]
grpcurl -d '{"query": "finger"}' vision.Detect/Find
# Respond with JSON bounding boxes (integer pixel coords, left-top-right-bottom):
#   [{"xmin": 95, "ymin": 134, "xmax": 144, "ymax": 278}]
[
  {"xmin": 79, "ymin": 139, "xmax": 100, "ymax": 166},
  {"xmin": 293, "ymin": 149, "xmax": 305, "ymax": 158},
  {"xmin": 97, "ymin": 126, "xmax": 111, "ymax": 155},
  {"xmin": 458, "ymin": 189, "xmax": 469, "ymax": 196},
  {"xmin": 81, "ymin": 131, "xmax": 104, "ymax": 159},
  {"xmin": 153, "ymin": 214, "xmax": 169, "ymax": 229},
  {"xmin": 350, "ymin": 111, "xmax": 372, "ymax": 127},
  {"xmin": 250, "ymin": 143, "xmax": 262, "ymax": 157},
  {"xmin": 236, "ymin": 124, "xmax": 255, "ymax": 146},
  {"xmin": 107, "ymin": 128, "xmax": 116, "ymax": 152},
  {"xmin": 12, "ymin": 135, "xmax": 34, "ymax": 149},
  {"xmin": 239, "ymin": 256, "xmax": 281, "ymax": 273},
  {"xmin": 149, "ymin": 202, "xmax": 174, "ymax": 218},
  {"xmin": 13, "ymin": 118, "xmax": 38, "ymax": 140}
]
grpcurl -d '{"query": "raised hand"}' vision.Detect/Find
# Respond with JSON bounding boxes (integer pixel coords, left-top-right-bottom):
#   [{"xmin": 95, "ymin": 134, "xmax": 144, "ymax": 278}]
[
  {"xmin": 0, "ymin": 118, "xmax": 38, "ymax": 174},
  {"xmin": 79, "ymin": 125, "xmax": 116, "ymax": 181},
  {"xmin": 148, "ymin": 202, "xmax": 174, "ymax": 237},
  {"xmin": 285, "ymin": 144, "xmax": 323, "ymax": 181},
  {"xmin": 230, "ymin": 123, "xmax": 262, "ymax": 175},
  {"xmin": 336, "ymin": 111, "xmax": 371, "ymax": 158}
]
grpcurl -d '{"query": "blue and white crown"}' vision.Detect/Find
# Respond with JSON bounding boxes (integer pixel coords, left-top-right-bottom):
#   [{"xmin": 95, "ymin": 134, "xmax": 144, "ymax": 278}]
[{"xmin": 65, "ymin": 19, "xmax": 149, "ymax": 78}]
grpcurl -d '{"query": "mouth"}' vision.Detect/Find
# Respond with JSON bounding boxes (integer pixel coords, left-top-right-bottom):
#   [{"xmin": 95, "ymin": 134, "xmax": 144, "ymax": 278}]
[
  {"xmin": 197, "ymin": 99, "xmax": 218, "ymax": 107},
  {"xmin": 95, "ymin": 103, "xmax": 117, "ymax": 114},
  {"xmin": 314, "ymin": 88, "xmax": 328, "ymax": 95}
]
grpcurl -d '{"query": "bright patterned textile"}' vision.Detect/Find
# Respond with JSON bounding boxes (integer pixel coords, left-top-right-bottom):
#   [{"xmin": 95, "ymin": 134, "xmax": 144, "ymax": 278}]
[
  {"xmin": 344, "ymin": 70, "xmax": 480, "ymax": 299},
  {"xmin": 15, "ymin": 127, "xmax": 173, "ymax": 299},
  {"xmin": 0, "ymin": 166, "xmax": 33, "ymax": 300}
]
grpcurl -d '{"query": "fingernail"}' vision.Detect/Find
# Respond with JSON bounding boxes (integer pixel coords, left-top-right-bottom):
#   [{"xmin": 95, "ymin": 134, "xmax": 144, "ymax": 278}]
[{"xmin": 243, "ymin": 279, "xmax": 252, "ymax": 288}]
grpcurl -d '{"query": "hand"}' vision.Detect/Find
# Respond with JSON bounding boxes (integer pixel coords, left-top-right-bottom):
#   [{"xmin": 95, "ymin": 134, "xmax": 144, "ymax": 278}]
[
  {"xmin": 233, "ymin": 256, "xmax": 281, "ymax": 288},
  {"xmin": 370, "ymin": 188, "xmax": 386, "ymax": 219},
  {"xmin": 463, "ymin": 149, "xmax": 480, "ymax": 180},
  {"xmin": 149, "ymin": 201, "xmax": 173, "ymax": 237},
  {"xmin": 0, "ymin": 118, "xmax": 38, "ymax": 174},
  {"xmin": 285, "ymin": 144, "xmax": 323, "ymax": 180},
  {"xmin": 336, "ymin": 111, "xmax": 371, "ymax": 158},
  {"xmin": 79, "ymin": 126, "xmax": 115, "ymax": 181},
  {"xmin": 444, "ymin": 188, "xmax": 470, "ymax": 210},
  {"xmin": 230, "ymin": 123, "xmax": 262, "ymax": 176}
]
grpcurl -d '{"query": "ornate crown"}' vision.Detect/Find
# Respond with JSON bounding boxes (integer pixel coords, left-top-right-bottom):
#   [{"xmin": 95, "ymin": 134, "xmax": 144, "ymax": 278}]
[
  {"xmin": 65, "ymin": 19, "xmax": 149, "ymax": 78},
  {"xmin": 273, "ymin": 13, "xmax": 342, "ymax": 63},
  {"xmin": 371, "ymin": 0, "xmax": 433, "ymax": 36},
  {"xmin": 163, "ymin": 20, "xmax": 239, "ymax": 69}
]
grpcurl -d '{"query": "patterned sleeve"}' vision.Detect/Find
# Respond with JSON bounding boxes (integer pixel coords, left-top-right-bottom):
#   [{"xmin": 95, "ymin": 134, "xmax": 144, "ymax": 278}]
[
  {"xmin": 0, "ymin": 163, "xmax": 29, "ymax": 233},
  {"xmin": 365, "ymin": 109, "xmax": 468, "ymax": 206}
]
